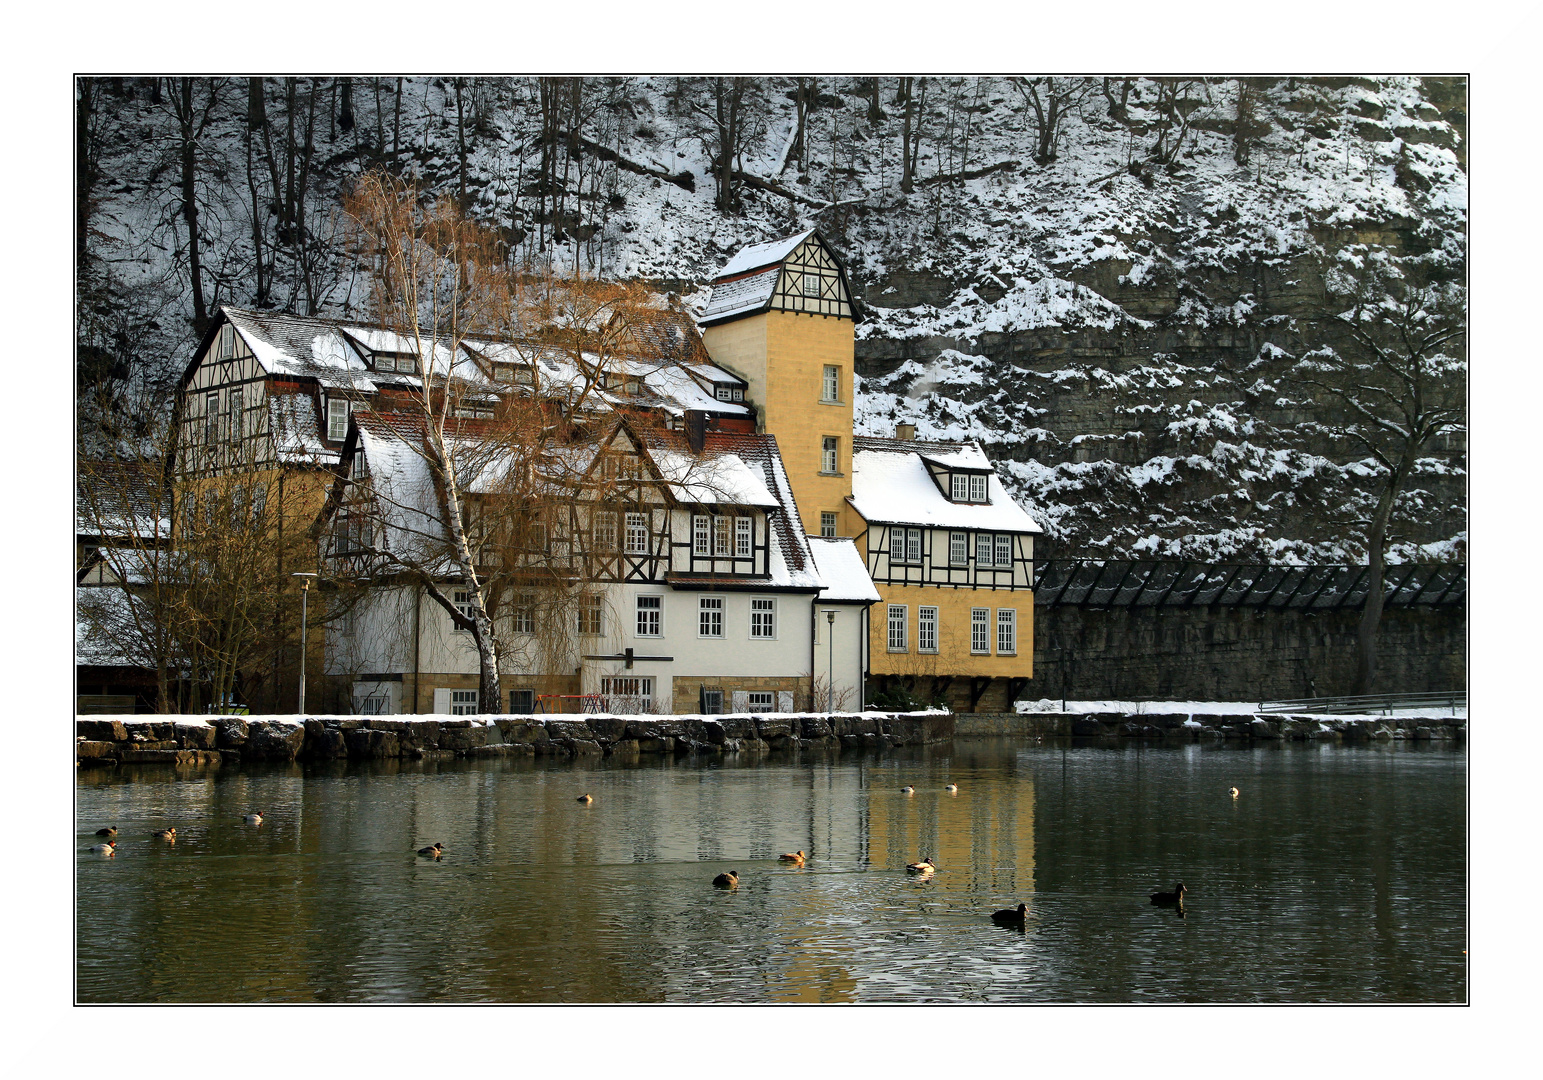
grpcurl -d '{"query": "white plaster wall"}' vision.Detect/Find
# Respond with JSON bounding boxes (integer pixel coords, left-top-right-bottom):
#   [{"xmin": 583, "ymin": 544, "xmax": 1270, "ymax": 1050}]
[{"xmin": 814, "ymin": 604, "xmax": 867, "ymax": 710}]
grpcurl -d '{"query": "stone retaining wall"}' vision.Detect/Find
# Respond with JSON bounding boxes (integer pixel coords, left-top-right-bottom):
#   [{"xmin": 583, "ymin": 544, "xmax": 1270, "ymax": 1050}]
[
  {"xmin": 75, "ymin": 711, "xmax": 956, "ymax": 767},
  {"xmin": 955, "ymin": 710, "xmax": 1466, "ymax": 743}
]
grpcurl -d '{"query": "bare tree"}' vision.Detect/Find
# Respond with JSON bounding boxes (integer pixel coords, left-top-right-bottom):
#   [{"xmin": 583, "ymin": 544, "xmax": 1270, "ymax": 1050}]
[
  {"xmin": 898, "ymin": 77, "xmax": 927, "ymax": 193},
  {"xmin": 1011, "ymin": 77, "xmax": 1095, "ymax": 166},
  {"xmin": 1290, "ymin": 263, "xmax": 1466, "ymax": 693},
  {"xmin": 686, "ymin": 78, "xmax": 767, "ymax": 214},
  {"xmin": 166, "ymin": 78, "xmax": 224, "ymax": 333}
]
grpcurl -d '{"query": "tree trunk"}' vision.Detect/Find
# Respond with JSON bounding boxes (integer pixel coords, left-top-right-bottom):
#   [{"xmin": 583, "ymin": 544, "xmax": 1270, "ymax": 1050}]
[
  {"xmin": 76, "ymin": 79, "xmax": 97, "ymax": 277},
  {"xmin": 175, "ymin": 78, "xmax": 209, "ymax": 333},
  {"xmin": 339, "ymin": 76, "xmax": 354, "ymax": 133},
  {"xmin": 283, "ymin": 78, "xmax": 298, "ymax": 237},
  {"xmin": 1353, "ymin": 461, "xmax": 1409, "ymax": 695},
  {"xmin": 392, "ymin": 77, "xmax": 403, "ymax": 161},
  {"xmin": 454, "ymin": 77, "xmax": 469, "ymax": 208},
  {"xmin": 244, "ymin": 83, "xmax": 269, "ymax": 307}
]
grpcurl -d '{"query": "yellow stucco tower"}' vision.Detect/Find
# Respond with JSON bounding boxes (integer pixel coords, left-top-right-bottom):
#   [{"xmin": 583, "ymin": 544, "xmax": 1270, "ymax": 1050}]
[{"xmin": 698, "ymin": 230, "xmax": 859, "ymax": 539}]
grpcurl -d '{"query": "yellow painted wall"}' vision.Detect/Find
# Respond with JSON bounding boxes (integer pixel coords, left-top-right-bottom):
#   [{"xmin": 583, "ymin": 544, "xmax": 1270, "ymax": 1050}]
[
  {"xmin": 867, "ymin": 582, "xmax": 1033, "ymax": 679},
  {"xmin": 702, "ymin": 309, "xmax": 856, "ymax": 538}
]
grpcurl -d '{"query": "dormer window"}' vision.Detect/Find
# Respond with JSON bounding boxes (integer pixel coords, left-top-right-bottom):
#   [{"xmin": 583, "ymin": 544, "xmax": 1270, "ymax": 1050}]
[
  {"xmin": 327, "ymin": 397, "xmax": 350, "ymax": 441},
  {"xmin": 494, "ymin": 362, "xmax": 534, "ymax": 386},
  {"xmin": 372, "ymin": 352, "xmax": 418, "ymax": 375},
  {"xmin": 950, "ymin": 472, "xmax": 988, "ymax": 503},
  {"xmin": 714, "ymin": 385, "xmax": 744, "ymax": 403}
]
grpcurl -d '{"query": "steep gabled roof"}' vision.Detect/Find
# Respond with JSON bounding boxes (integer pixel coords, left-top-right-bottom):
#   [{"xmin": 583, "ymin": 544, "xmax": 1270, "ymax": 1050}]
[
  {"xmin": 698, "ymin": 228, "xmax": 861, "ymax": 328},
  {"xmin": 851, "ymin": 436, "xmax": 1043, "ymax": 533}
]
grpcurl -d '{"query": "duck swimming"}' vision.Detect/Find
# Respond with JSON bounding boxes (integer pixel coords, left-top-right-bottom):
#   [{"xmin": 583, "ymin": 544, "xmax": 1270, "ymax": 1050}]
[
  {"xmin": 1229, "ymin": 786, "xmax": 1239, "ymax": 798},
  {"xmin": 152, "ymin": 827, "xmax": 176, "ymax": 841},
  {"xmin": 906, "ymin": 857, "xmax": 935, "ymax": 874},
  {"xmin": 417, "ymin": 843, "xmax": 444, "ymax": 858},
  {"xmin": 94, "ymin": 826, "xmax": 117, "ymax": 837},
  {"xmin": 1150, "ymin": 882, "xmax": 1186, "ymax": 905},
  {"xmin": 89, "ymin": 841, "xmax": 116, "ymax": 856},
  {"xmin": 244, "ymin": 811, "xmax": 263, "ymax": 824},
  {"xmin": 944, "ymin": 784, "xmax": 958, "ymax": 794},
  {"xmin": 778, "ymin": 850, "xmax": 806, "ymax": 864},
  {"xmin": 712, "ymin": 870, "xmax": 739, "ymax": 888},
  {"xmin": 577, "ymin": 793, "xmax": 593, "ymax": 804},
  {"xmin": 991, "ymin": 902, "xmax": 1027, "ymax": 926},
  {"xmin": 900, "ymin": 785, "xmax": 915, "ymax": 795}
]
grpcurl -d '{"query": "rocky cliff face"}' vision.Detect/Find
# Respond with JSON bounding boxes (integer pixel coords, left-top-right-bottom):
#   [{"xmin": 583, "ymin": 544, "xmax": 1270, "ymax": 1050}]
[{"xmin": 78, "ymin": 76, "xmax": 1466, "ymax": 563}]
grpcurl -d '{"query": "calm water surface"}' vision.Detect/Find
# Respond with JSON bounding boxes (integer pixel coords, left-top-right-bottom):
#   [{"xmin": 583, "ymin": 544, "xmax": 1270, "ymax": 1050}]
[{"xmin": 76, "ymin": 739, "xmax": 1466, "ymax": 1003}]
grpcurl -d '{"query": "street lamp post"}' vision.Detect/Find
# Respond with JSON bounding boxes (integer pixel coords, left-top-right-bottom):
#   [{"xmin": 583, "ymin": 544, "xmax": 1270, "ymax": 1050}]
[
  {"xmin": 825, "ymin": 609, "xmax": 836, "ymax": 711},
  {"xmin": 293, "ymin": 573, "xmax": 318, "ymax": 713}
]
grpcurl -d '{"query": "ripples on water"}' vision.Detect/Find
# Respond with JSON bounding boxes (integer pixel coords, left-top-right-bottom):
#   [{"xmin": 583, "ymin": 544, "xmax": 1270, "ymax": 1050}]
[{"xmin": 76, "ymin": 739, "xmax": 1466, "ymax": 1003}]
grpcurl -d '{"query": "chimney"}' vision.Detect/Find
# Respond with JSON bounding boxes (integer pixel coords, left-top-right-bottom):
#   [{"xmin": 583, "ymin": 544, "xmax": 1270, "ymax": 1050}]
[
  {"xmin": 685, "ymin": 409, "xmax": 707, "ymax": 452},
  {"xmin": 895, "ymin": 423, "xmax": 916, "ymax": 441}
]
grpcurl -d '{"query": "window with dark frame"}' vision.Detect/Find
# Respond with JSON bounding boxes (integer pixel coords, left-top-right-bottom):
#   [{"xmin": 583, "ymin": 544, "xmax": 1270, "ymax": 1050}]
[{"xmin": 636, "ymin": 594, "xmax": 662, "ymax": 637}]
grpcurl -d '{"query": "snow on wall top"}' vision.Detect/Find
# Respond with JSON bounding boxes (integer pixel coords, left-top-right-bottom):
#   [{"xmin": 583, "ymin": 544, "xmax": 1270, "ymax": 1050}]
[
  {"xmin": 851, "ymin": 437, "xmax": 1043, "ymax": 533},
  {"xmin": 713, "ymin": 230, "xmax": 815, "ymax": 280},
  {"xmin": 807, "ymin": 537, "xmax": 881, "ymax": 603}
]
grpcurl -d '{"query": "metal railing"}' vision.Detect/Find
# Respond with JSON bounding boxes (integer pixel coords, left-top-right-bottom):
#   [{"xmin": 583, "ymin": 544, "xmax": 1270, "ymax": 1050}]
[{"xmin": 1257, "ymin": 691, "xmax": 1466, "ymax": 716}]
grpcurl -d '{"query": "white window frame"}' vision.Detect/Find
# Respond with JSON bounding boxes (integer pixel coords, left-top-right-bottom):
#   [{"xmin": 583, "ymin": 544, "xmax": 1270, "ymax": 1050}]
[
  {"xmin": 594, "ymin": 511, "xmax": 618, "ymax": 552},
  {"xmin": 822, "ymin": 365, "xmax": 840, "ymax": 403},
  {"xmin": 601, "ymin": 676, "xmax": 654, "ymax": 712},
  {"xmin": 453, "ymin": 589, "xmax": 474, "ymax": 633},
  {"xmin": 971, "ymin": 607, "xmax": 990, "ymax": 654},
  {"xmin": 887, "ymin": 604, "xmax": 908, "ymax": 652},
  {"xmin": 995, "ymin": 533, "xmax": 1013, "ymax": 569},
  {"xmin": 693, "ymin": 514, "xmax": 710, "ymax": 556},
  {"xmin": 820, "ymin": 512, "xmax": 837, "ymax": 538},
  {"xmin": 751, "ymin": 597, "xmax": 776, "ymax": 639},
  {"xmin": 698, "ymin": 595, "xmax": 724, "ymax": 638},
  {"xmin": 907, "ymin": 528, "xmax": 922, "ymax": 565},
  {"xmin": 512, "ymin": 594, "xmax": 535, "ymax": 635},
  {"xmin": 951, "ymin": 472, "xmax": 969, "ymax": 501},
  {"xmin": 821, "ymin": 436, "xmax": 839, "ymax": 474},
  {"xmin": 970, "ymin": 474, "xmax": 988, "ymax": 502},
  {"xmin": 998, "ymin": 608, "xmax": 1017, "ymax": 655},
  {"xmin": 950, "ymin": 531, "xmax": 968, "ymax": 566},
  {"xmin": 977, "ymin": 532, "xmax": 994, "ymax": 567},
  {"xmin": 635, "ymin": 594, "xmax": 662, "ymax": 637},
  {"xmin": 748, "ymin": 690, "xmax": 776, "ymax": 711},
  {"xmin": 919, "ymin": 606, "xmax": 939, "ymax": 653},
  {"xmin": 217, "ymin": 322, "xmax": 234, "ymax": 360},
  {"xmin": 801, "ymin": 272, "xmax": 820, "ymax": 298},
  {"xmin": 450, "ymin": 689, "xmax": 478, "ymax": 715},
  {"xmin": 713, "ymin": 516, "xmax": 731, "ymax": 557},
  {"xmin": 715, "ymin": 386, "xmax": 733, "ymax": 402},
  {"xmin": 327, "ymin": 396, "xmax": 349, "ymax": 441},
  {"xmin": 735, "ymin": 516, "xmax": 753, "ymax": 557},
  {"xmin": 578, "ymin": 593, "xmax": 603, "ymax": 635},
  {"xmin": 228, "ymin": 388, "xmax": 244, "ymax": 444},
  {"xmin": 625, "ymin": 512, "xmax": 649, "ymax": 555},
  {"xmin": 205, "ymin": 391, "xmax": 219, "ymax": 445}
]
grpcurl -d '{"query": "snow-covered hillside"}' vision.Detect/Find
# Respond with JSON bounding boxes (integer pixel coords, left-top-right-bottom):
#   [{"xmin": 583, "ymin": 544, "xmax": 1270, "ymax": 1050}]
[{"xmin": 77, "ymin": 76, "xmax": 1466, "ymax": 563}]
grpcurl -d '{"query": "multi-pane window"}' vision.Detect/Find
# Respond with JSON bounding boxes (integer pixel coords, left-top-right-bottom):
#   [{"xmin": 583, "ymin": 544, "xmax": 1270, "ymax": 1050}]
[
  {"xmin": 228, "ymin": 389, "xmax": 244, "ymax": 443},
  {"xmin": 995, "ymin": 534, "xmax": 1013, "ymax": 568},
  {"xmin": 971, "ymin": 608, "xmax": 990, "ymax": 654},
  {"xmin": 625, "ymin": 512, "xmax": 649, "ymax": 555},
  {"xmin": 735, "ymin": 517, "xmax": 753, "ymax": 557},
  {"xmin": 715, "ymin": 386, "xmax": 733, "ymax": 402},
  {"xmin": 971, "ymin": 474, "xmax": 988, "ymax": 501},
  {"xmin": 512, "ymin": 595, "xmax": 535, "ymax": 634},
  {"xmin": 453, "ymin": 404, "xmax": 495, "ymax": 420},
  {"xmin": 977, "ymin": 532, "xmax": 994, "ymax": 566},
  {"xmin": 998, "ymin": 609, "xmax": 1017, "ymax": 654},
  {"xmin": 450, "ymin": 689, "xmax": 478, "ymax": 715},
  {"xmin": 594, "ymin": 512, "xmax": 618, "ymax": 552},
  {"xmin": 890, "ymin": 527, "xmax": 923, "ymax": 565},
  {"xmin": 701, "ymin": 688, "xmax": 724, "ymax": 714},
  {"xmin": 602, "ymin": 676, "xmax": 653, "ymax": 711},
  {"xmin": 950, "ymin": 532, "xmax": 969, "ymax": 565},
  {"xmin": 822, "ymin": 436, "xmax": 839, "ymax": 473},
  {"xmin": 636, "ymin": 594, "xmax": 662, "ymax": 637},
  {"xmin": 748, "ymin": 690, "xmax": 775, "ymax": 710},
  {"xmin": 205, "ymin": 392, "xmax": 219, "ymax": 445},
  {"xmin": 327, "ymin": 397, "xmax": 349, "ymax": 441},
  {"xmin": 693, "ymin": 515, "xmax": 710, "ymax": 556},
  {"xmin": 951, "ymin": 472, "xmax": 969, "ymax": 501},
  {"xmin": 751, "ymin": 598, "xmax": 776, "ymax": 639},
  {"xmin": 510, "ymin": 689, "xmax": 535, "ymax": 714},
  {"xmin": 217, "ymin": 322, "xmax": 234, "ymax": 359},
  {"xmin": 714, "ymin": 516, "xmax": 731, "ymax": 556},
  {"xmin": 822, "ymin": 365, "xmax": 839, "ymax": 402},
  {"xmin": 919, "ymin": 606, "xmax": 939, "ymax": 653},
  {"xmin": 887, "ymin": 604, "xmax": 908, "ymax": 652},
  {"xmin": 578, "ymin": 594, "xmax": 603, "ymax": 635},
  {"xmin": 698, "ymin": 596, "xmax": 724, "ymax": 638},
  {"xmin": 453, "ymin": 589, "xmax": 475, "ymax": 632},
  {"xmin": 821, "ymin": 512, "xmax": 837, "ymax": 538}
]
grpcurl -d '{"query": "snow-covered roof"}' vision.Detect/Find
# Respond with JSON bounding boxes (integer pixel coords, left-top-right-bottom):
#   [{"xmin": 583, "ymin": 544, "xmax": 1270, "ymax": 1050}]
[
  {"xmin": 714, "ymin": 230, "xmax": 815, "ymax": 280},
  {"xmin": 808, "ymin": 537, "xmax": 880, "ymax": 603},
  {"xmin": 77, "ymin": 461, "xmax": 171, "ymax": 540},
  {"xmin": 851, "ymin": 436, "xmax": 1043, "ymax": 533},
  {"xmin": 698, "ymin": 266, "xmax": 781, "ymax": 325},
  {"xmin": 648, "ymin": 448, "xmax": 779, "ymax": 507},
  {"xmin": 268, "ymin": 391, "xmax": 340, "ymax": 465}
]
